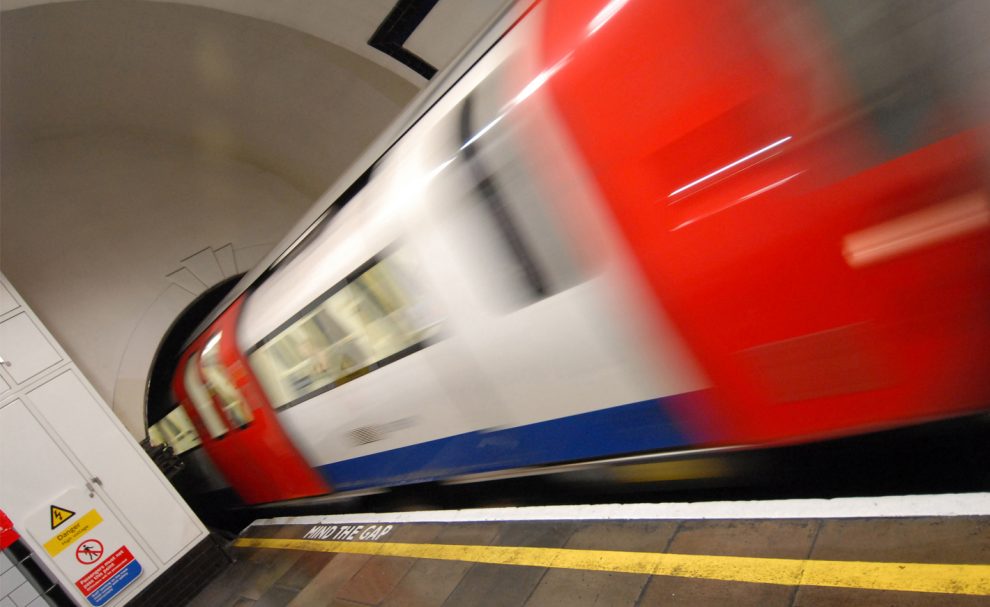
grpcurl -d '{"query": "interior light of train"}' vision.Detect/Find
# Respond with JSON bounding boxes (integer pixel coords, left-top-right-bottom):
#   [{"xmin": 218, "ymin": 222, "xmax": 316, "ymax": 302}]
[
  {"xmin": 672, "ymin": 172, "xmax": 806, "ymax": 232},
  {"xmin": 668, "ymin": 135, "xmax": 793, "ymax": 199},
  {"xmin": 458, "ymin": 54, "xmax": 572, "ymax": 155},
  {"xmin": 736, "ymin": 172, "xmax": 803, "ymax": 204},
  {"xmin": 587, "ymin": 0, "xmax": 630, "ymax": 36},
  {"xmin": 460, "ymin": 115, "xmax": 505, "ymax": 150},
  {"xmin": 670, "ymin": 171, "xmax": 804, "ymax": 232},
  {"xmin": 507, "ymin": 54, "xmax": 572, "ymax": 109}
]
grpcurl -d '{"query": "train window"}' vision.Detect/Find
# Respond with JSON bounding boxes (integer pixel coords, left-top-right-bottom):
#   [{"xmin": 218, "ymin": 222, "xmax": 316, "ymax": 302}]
[
  {"xmin": 453, "ymin": 93, "xmax": 587, "ymax": 310},
  {"xmin": 200, "ymin": 332, "xmax": 254, "ymax": 429},
  {"xmin": 248, "ymin": 250, "xmax": 441, "ymax": 409},
  {"xmin": 184, "ymin": 353, "xmax": 227, "ymax": 438},
  {"xmin": 808, "ymin": 0, "xmax": 962, "ymax": 158},
  {"xmin": 148, "ymin": 406, "xmax": 202, "ymax": 454},
  {"xmin": 783, "ymin": 0, "xmax": 990, "ymax": 161}
]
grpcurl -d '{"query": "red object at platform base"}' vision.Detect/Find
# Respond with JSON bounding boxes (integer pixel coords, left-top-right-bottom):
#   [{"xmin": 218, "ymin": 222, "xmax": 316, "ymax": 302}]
[{"xmin": 0, "ymin": 509, "xmax": 20, "ymax": 550}]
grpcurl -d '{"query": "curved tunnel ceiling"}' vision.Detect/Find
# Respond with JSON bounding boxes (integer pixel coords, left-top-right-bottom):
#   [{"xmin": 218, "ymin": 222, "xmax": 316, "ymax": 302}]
[
  {"xmin": 1, "ymin": 0, "xmax": 423, "ymax": 197},
  {"xmin": 1, "ymin": 0, "xmax": 503, "ymax": 85},
  {"xmin": 0, "ymin": 0, "xmax": 508, "ymax": 437},
  {"xmin": 1, "ymin": 0, "xmax": 427, "ymax": 84}
]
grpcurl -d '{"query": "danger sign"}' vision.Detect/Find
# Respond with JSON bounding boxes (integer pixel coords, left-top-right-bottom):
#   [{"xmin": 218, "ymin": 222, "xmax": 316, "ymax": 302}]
[{"xmin": 44, "ymin": 509, "xmax": 103, "ymax": 558}]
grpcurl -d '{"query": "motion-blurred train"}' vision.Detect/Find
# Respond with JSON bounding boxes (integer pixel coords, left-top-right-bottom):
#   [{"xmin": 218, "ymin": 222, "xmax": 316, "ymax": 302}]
[{"xmin": 148, "ymin": 0, "xmax": 990, "ymax": 506}]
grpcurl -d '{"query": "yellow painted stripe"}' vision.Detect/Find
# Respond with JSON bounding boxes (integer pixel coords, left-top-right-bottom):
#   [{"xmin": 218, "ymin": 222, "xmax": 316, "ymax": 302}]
[
  {"xmin": 233, "ymin": 537, "xmax": 990, "ymax": 596},
  {"xmin": 44, "ymin": 509, "xmax": 103, "ymax": 557}
]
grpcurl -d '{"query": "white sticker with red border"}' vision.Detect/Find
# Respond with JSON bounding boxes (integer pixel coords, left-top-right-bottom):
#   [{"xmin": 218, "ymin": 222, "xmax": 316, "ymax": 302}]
[{"xmin": 74, "ymin": 545, "xmax": 142, "ymax": 605}]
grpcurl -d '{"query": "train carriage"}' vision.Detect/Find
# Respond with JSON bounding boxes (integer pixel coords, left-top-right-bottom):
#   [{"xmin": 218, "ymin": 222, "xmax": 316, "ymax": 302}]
[{"xmin": 151, "ymin": 0, "xmax": 990, "ymax": 506}]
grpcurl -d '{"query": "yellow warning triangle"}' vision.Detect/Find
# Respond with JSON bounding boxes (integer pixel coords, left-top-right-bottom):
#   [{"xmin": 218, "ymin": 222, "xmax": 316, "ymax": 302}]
[{"xmin": 50, "ymin": 505, "xmax": 76, "ymax": 529}]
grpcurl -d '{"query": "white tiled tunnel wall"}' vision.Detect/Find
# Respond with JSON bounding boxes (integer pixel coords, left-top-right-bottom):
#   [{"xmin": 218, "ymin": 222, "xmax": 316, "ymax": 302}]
[{"xmin": 0, "ymin": 552, "xmax": 44, "ymax": 607}]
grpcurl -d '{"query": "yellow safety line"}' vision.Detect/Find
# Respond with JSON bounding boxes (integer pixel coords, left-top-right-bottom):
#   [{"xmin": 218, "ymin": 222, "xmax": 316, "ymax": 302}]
[{"xmin": 233, "ymin": 537, "xmax": 990, "ymax": 596}]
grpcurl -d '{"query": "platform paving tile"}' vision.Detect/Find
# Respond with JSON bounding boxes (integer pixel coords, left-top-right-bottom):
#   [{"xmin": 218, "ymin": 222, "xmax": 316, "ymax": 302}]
[
  {"xmin": 190, "ymin": 534, "xmax": 327, "ymax": 606},
  {"xmin": 241, "ymin": 530, "xmax": 297, "ymax": 567},
  {"xmin": 328, "ymin": 553, "xmax": 418, "ymax": 605},
  {"xmin": 240, "ymin": 551, "xmax": 305, "ymax": 600},
  {"xmin": 286, "ymin": 553, "xmax": 374, "ymax": 607},
  {"xmin": 801, "ymin": 516, "xmax": 989, "ymax": 563},
  {"xmin": 331, "ymin": 524, "xmax": 445, "ymax": 606},
  {"xmin": 638, "ymin": 519, "xmax": 820, "ymax": 607},
  {"xmin": 252, "ymin": 584, "xmax": 300, "ymax": 607},
  {"xmin": 188, "ymin": 558, "xmax": 266, "ymax": 607},
  {"xmin": 441, "ymin": 522, "xmax": 582, "ymax": 607},
  {"xmin": 791, "ymin": 516, "xmax": 990, "ymax": 607},
  {"xmin": 247, "ymin": 553, "xmax": 335, "ymax": 607},
  {"xmin": 377, "ymin": 523, "xmax": 503, "ymax": 607},
  {"xmin": 523, "ymin": 521, "xmax": 680, "ymax": 607},
  {"xmin": 792, "ymin": 586, "xmax": 990, "ymax": 606},
  {"xmin": 276, "ymin": 552, "xmax": 336, "ymax": 592}
]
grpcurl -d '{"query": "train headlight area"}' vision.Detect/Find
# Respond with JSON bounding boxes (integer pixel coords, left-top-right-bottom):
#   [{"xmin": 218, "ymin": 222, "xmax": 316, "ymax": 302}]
[{"xmin": 187, "ymin": 494, "xmax": 990, "ymax": 605}]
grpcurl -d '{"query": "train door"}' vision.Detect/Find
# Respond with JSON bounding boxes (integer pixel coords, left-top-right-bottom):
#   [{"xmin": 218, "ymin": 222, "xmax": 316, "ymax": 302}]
[{"xmin": 174, "ymin": 297, "xmax": 328, "ymax": 504}]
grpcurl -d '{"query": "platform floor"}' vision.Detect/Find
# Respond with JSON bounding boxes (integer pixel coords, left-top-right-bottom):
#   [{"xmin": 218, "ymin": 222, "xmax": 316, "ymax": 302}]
[{"xmin": 189, "ymin": 495, "xmax": 989, "ymax": 606}]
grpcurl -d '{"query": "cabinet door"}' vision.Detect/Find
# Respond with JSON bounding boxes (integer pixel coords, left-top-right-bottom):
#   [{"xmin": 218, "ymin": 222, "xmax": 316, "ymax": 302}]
[
  {"xmin": 0, "ymin": 400, "xmax": 83, "ymax": 518},
  {"xmin": 27, "ymin": 371, "xmax": 203, "ymax": 563},
  {"xmin": 0, "ymin": 313, "xmax": 62, "ymax": 384},
  {"xmin": 0, "ymin": 282, "xmax": 18, "ymax": 316},
  {"xmin": 0, "ymin": 399, "xmax": 158, "ymax": 607}
]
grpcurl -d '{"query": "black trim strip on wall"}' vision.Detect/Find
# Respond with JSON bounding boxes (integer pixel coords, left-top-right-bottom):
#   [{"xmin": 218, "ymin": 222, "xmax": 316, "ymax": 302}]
[
  {"xmin": 369, "ymin": 0, "xmax": 441, "ymax": 79},
  {"xmin": 458, "ymin": 95, "xmax": 549, "ymax": 298}
]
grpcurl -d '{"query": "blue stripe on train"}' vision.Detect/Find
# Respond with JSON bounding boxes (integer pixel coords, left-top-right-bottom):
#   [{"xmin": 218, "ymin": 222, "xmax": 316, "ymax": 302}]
[{"xmin": 317, "ymin": 392, "xmax": 700, "ymax": 491}]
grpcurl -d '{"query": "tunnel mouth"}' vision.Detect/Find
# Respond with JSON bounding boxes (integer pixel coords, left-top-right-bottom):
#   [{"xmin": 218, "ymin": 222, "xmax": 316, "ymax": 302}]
[{"xmin": 146, "ymin": 275, "xmax": 244, "ymax": 427}]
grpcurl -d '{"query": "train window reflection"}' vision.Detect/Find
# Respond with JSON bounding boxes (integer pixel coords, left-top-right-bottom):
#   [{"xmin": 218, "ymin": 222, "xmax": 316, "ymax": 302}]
[
  {"xmin": 148, "ymin": 406, "xmax": 202, "ymax": 454},
  {"xmin": 249, "ymin": 250, "xmax": 441, "ymax": 409},
  {"xmin": 200, "ymin": 332, "xmax": 254, "ymax": 429},
  {"xmin": 809, "ymin": 0, "xmax": 983, "ymax": 159},
  {"xmin": 184, "ymin": 353, "xmax": 227, "ymax": 438}
]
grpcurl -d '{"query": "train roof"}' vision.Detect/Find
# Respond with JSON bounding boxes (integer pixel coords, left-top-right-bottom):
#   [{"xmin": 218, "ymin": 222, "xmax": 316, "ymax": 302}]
[{"xmin": 181, "ymin": 1, "xmax": 528, "ymax": 352}]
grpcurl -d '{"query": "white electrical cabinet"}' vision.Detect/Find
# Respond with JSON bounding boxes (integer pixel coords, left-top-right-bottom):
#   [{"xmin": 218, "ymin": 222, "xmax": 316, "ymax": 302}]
[
  {"xmin": 0, "ymin": 313, "xmax": 63, "ymax": 384},
  {"xmin": 0, "ymin": 275, "xmax": 211, "ymax": 606}
]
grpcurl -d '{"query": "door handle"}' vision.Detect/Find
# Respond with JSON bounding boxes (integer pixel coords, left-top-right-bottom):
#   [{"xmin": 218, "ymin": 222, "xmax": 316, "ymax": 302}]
[
  {"xmin": 0, "ymin": 356, "xmax": 10, "ymax": 367},
  {"xmin": 85, "ymin": 477, "xmax": 103, "ymax": 497}
]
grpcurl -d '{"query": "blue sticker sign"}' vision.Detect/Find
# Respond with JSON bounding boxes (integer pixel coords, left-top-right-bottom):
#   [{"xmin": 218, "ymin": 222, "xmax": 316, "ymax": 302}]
[{"xmin": 75, "ymin": 545, "xmax": 142, "ymax": 606}]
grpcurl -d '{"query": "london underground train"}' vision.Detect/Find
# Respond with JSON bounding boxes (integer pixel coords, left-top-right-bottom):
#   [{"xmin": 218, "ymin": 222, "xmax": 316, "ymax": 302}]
[{"xmin": 149, "ymin": 0, "xmax": 990, "ymax": 506}]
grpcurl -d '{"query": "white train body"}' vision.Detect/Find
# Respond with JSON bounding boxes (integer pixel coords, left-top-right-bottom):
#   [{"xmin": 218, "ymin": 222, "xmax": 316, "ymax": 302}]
[{"xmin": 239, "ymin": 10, "xmax": 706, "ymax": 488}]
